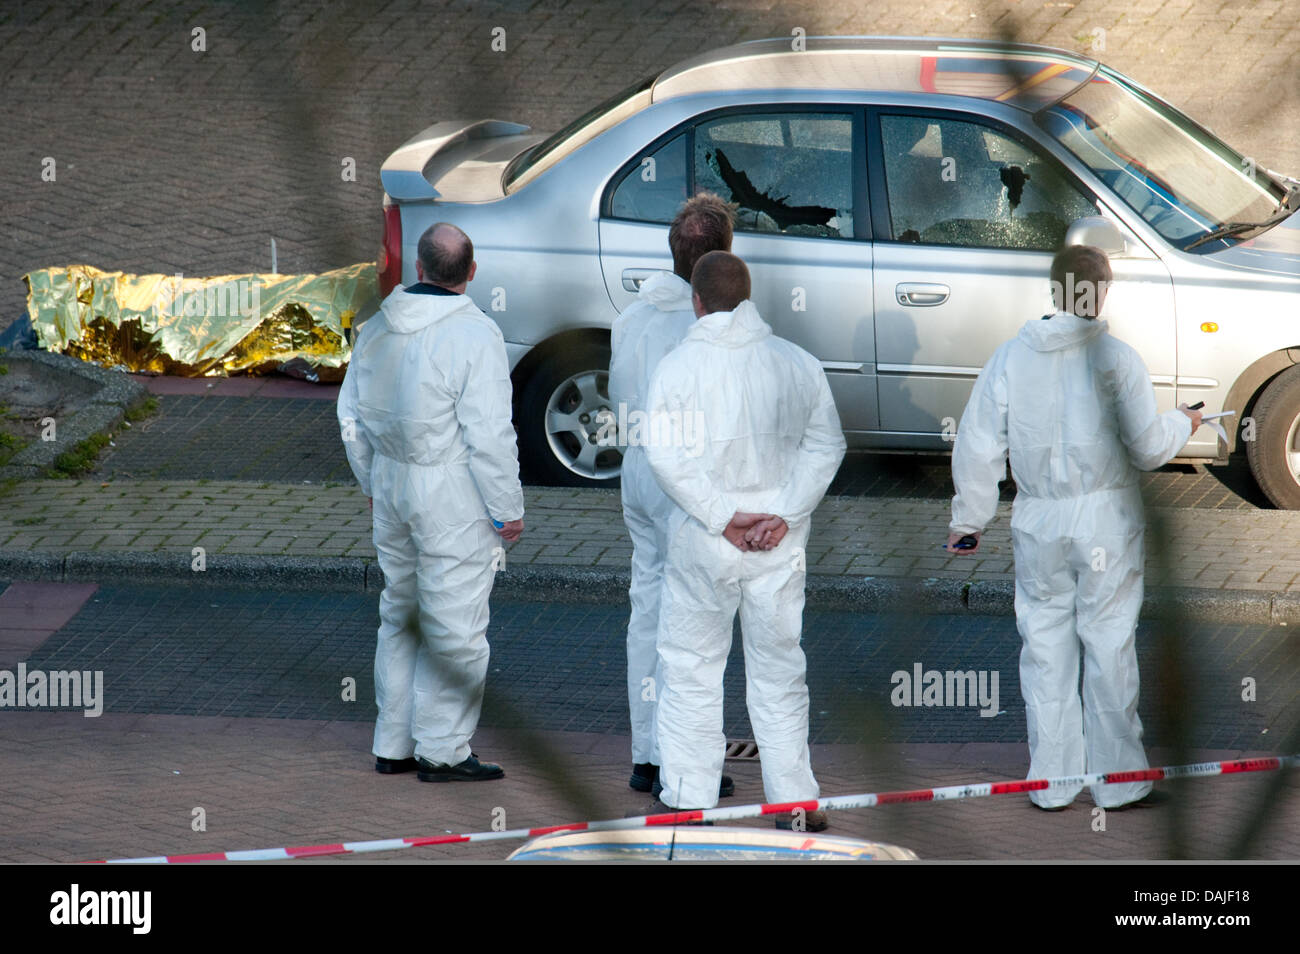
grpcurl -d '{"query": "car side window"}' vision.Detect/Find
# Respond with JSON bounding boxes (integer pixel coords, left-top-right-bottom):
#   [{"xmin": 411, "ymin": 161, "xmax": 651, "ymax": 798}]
[
  {"xmin": 694, "ymin": 113, "xmax": 853, "ymax": 239},
  {"xmin": 880, "ymin": 114, "xmax": 1095, "ymax": 250},
  {"xmin": 609, "ymin": 133, "xmax": 689, "ymax": 223}
]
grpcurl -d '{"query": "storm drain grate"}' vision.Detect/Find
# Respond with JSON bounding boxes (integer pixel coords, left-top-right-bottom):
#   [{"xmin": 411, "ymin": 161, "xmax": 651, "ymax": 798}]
[{"xmin": 725, "ymin": 740, "xmax": 759, "ymax": 760}]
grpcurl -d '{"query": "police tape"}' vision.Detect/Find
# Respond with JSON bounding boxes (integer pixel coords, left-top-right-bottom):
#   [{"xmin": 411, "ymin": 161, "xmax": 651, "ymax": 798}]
[{"xmin": 92, "ymin": 755, "xmax": 1298, "ymax": 863}]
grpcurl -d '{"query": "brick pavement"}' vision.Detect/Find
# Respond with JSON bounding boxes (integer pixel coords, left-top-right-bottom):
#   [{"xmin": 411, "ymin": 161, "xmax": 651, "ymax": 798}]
[
  {"xmin": 17, "ymin": 584, "xmax": 1288, "ymax": 748},
  {"xmin": 3, "ymin": 0, "xmax": 1297, "ymax": 337},
  {"xmin": 3, "ymin": 0, "xmax": 1298, "ymax": 865},
  {"xmin": 2, "ymin": 0, "xmax": 1293, "ymax": 604},
  {"xmin": 0, "ymin": 712, "xmax": 1292, "ymax": 862},
  {"xmin": 0, "ymin": 580, "xmax": 97, "ymax": 668},
  {"xmin": 2, "ymin": 477, "xmax": 1300, "ymax": 592}
]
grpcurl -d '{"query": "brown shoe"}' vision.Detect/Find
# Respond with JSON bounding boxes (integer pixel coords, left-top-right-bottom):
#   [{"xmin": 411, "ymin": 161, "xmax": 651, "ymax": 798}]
[{"xmin": 774, "ymin": 809, "xmax": 829, "ymax": 832}]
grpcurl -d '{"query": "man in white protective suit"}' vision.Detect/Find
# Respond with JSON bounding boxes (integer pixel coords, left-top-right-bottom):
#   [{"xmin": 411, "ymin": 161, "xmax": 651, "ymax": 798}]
[
  {"xmin": 337, "ymin": 222, "xmax": 524, "ymax": 783},
  {"xmin": 946, "ymin": 244, "xmax": 1202, "ymax": 810},
  {"xmin": 607, "ymin": 192, "xmax": 736, "ymax": 797},
  {"xmin": 645, "ymin": 251, "xmax": 846, "ymax": 830}
]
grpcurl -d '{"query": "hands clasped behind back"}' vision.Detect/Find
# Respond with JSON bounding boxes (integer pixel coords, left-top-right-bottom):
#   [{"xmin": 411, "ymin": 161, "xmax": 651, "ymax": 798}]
[{"xmin": 723, "ymin": 511, "xmax": 788, "ymax": 552}]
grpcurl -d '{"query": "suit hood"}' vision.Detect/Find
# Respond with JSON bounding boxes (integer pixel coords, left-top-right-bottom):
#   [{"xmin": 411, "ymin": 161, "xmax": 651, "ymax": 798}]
[
  {"xmin": 684, "ymin": 299, "xmax": 772, "ymax": 348},
  {"xmin": 638, "ymin": 270, "xmax": 693, "ymax": 312},
  {"xmin": 379, "ymin": 286, "xmax": 476, "ymax": 334},
  {"xmin": 1018, "ymin": 311, "xmax": 1108, "ymax": 352}
]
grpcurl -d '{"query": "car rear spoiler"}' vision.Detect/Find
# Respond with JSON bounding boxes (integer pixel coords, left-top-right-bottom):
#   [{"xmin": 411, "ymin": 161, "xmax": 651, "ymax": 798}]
[{"xmin": 379, "ymin": 119, "xmax": 531, "ymax": 202}]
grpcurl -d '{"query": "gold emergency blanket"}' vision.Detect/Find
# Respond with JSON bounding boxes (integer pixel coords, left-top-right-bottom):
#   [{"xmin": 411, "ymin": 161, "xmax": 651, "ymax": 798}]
[{"xmin": 23, "ymin": 263, "xmax": 376, "ymax": 379}]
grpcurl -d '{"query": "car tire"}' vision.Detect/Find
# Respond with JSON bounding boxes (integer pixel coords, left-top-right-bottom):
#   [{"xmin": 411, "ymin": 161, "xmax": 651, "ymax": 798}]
[
  {"xmin": 1245, "ymin": 365, "xmax": 1300, "ymax": 510},
  {"xmin": 517, "ymin": 340, "xmax": 623, "ymax": 487}
]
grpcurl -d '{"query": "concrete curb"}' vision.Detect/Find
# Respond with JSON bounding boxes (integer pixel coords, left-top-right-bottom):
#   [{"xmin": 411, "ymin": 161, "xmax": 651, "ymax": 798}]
[
  {"xmin": 1, "ymin": 547, "xmax": 1296, "ymax": 625},
  {"xmin": 0, "ymin": 350, "xmax": 147, "ymax": 479}
]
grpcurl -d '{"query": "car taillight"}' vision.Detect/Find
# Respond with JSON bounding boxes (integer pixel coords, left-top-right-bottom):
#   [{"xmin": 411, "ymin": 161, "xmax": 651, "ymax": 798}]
[{"xmin": 378, "ymin": 204, "xmax": 402, "ymax": 296}]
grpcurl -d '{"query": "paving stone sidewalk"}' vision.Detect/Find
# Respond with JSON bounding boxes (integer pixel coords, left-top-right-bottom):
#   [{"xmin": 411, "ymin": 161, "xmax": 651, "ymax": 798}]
[{"xmin": 3, "ymin": 479, "xmax": 1300, "ymax": 595}]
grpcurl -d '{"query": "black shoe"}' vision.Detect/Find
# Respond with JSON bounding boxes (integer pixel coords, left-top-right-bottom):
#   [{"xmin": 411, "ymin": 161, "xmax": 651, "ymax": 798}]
[
  {"xmin": 630, "ymin": 762, "xmax": 659, "ymax": 792},
  {"xmin": 417, "ymin": 754, "xmax": 505, "ymax": 782},
  {"xmin": 1031, "ymin": 801, "xmax": 1070, "ymax": 812},
  {"xmin": 652, "ymin": 774, "xmax": 734, "ymax": 799},
  {"xmin": 375, "ymin": 756, "xmax": 418, "ymax": 774}
]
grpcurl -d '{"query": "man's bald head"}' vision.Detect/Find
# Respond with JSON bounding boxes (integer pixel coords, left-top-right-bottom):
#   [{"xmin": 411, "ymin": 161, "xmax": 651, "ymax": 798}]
[
  {"xmin": 691, "ymin": 250, "xmax": 751, "ymax": 315},
  {"xmin": 417, "ymin": 222, "xmax": 474, "ymax": 288}
]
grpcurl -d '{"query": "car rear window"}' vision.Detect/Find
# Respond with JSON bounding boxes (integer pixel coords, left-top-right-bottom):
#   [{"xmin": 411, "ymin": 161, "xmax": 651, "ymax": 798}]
[{"xmin": 505, "ymin": 75, "xmax": 655, "ymax": 193}]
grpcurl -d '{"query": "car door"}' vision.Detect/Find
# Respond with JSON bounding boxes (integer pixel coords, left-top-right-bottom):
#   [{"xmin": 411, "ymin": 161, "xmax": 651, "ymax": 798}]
[
  {"xmin": 599, "ymin": 107, "xmax": 878, "ymax": 434},
  {"xmin": 867, "ymin": 109, "xmax": 1178, "ymax": 447}
]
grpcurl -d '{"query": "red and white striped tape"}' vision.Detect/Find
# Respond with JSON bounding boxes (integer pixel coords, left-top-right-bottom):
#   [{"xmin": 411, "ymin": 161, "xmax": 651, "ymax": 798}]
[{"xmin": 91, "ymin": 755, "xmax": 1297, "ymax": 863}]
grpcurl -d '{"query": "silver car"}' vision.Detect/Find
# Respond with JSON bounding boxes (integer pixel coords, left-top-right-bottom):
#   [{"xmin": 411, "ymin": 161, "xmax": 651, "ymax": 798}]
[{"xmin": 376, "ymin": 36, "xmax": 1300, "ymax": 506}]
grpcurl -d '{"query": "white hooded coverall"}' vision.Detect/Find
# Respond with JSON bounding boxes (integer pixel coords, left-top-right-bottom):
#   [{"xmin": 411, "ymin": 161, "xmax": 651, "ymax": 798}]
[
  {"xmin": 608, "ymin": 271, "xmax": 697, "ymax": 767},
  {"xmin": 337, "ymin": 285, "xmax": 524, "ymax": 767},
  {"xmin": 646, "ymin": 300, "xmax": 846, "ymax": 810},
  {"xmin": 950, "ymin": 312, "xmax": 1191, "ymax": 808}
]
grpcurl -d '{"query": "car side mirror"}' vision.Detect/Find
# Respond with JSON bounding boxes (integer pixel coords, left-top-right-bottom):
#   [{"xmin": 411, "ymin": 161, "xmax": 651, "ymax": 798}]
[{"xmin": 1064, "ymin": 216, "xmax": 1128, "ymax": 256}]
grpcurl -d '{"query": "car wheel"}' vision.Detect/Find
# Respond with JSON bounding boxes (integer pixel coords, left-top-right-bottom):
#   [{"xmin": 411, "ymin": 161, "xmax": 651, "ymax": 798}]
[
  {"xmin": 1245, "ymin": 365, "xmax": 1300, "ymax": 510},
  {"xmin": 518, "ymin": 341, "xmax": 623, "ymax": 487}
]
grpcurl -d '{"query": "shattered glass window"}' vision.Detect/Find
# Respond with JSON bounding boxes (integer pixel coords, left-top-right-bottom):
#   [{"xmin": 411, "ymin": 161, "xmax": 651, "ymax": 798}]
[
  {"xmin": 693, "ymin": 113, "xmax": 853, "ymax": 239},
  {"xmin": 610, "ymin": 133, "xmax": 689, "ymax": 223},
  {"xmin": 880, "ymin": 114, "xmax": 1096, "ymax": 251}
]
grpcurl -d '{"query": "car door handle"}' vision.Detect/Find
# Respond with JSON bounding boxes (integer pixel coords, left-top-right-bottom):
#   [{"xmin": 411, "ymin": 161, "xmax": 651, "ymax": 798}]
[
  {"xmin": 896, "ymin": 283, "xmax": 950, "ymax": 307},
  {"xmin": 622, "ymin": 268, "xmax": 658, "ymax": 292}
]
